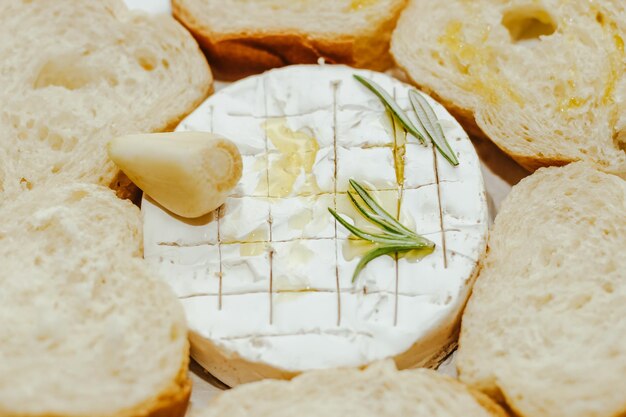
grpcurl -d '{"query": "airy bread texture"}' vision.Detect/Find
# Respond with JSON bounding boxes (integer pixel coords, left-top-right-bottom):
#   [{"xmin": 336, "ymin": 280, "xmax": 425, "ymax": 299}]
[
  {"xmin": 0, "ymin": 0, "xmax": 212, "ymax": 197},
  {"xmin": 172, "ymin": 0, "xmax": 407, "ymax": 80},
  {"xmin": 0, "ymin": 183, "xmax": 191, "ymax": 417},
  {"xmin": 191, "ymin": 362, "xmax": 509, "ymax": 417},
  {"xmin": 391, "ymin": 0, "xmax": 626, "ymax": 176},
  {"xmin": 457, "ymin": 162, "xmax": 626, "ymax": 417}
]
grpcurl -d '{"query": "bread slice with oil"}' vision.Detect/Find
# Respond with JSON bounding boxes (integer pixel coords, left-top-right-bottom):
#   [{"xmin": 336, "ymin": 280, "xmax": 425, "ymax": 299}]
[
  {"xmin": 172, "ymin": 0, "xmax": 407, "ymax": 80},
  {"xmin": 0, "ymin": 183, "xmax": 191, "ymax": 417},
  {"xmin": 190, "ymin": 361, "xmax": 509, "ymax": 417},
  {"xmin": 391, "ymin": 0, "xmax": 626, "ymax": 176},
  {"xmin": 457, "ymin": 162, "xmax": 626, "ymax": 417},
  {"xmin": 0, "ymin": 0, "xmax": 212, "ymax": 197}
]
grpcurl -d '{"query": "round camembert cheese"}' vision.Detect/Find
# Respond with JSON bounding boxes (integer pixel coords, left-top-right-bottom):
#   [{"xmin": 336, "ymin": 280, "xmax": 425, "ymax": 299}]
[{"xmin": 142, "ymin": 65, "xmax": 488, "ymax": 386}]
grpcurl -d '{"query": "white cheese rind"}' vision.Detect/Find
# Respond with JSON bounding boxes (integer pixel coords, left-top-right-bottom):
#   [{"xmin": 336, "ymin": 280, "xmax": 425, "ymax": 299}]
[{"xmin": 142, "ymin": 65, "xmax": 488, "ymax": 384}]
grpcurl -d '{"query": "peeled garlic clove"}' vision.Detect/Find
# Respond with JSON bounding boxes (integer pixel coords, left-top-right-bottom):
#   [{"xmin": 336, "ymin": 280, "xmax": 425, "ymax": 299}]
[{"xmin": 107, "ymin": 132, "xmax": 242, "ymax": 218}]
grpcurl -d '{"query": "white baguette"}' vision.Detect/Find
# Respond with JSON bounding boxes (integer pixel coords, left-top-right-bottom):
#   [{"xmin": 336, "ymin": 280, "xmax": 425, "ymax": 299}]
[
  {"xmin": 172, "ymin": 0, "xmax": 407, "ymax": 80},
  {"xmin": 391, "ymin": 0, "xmax": 626, "ymax": 176},
  {"xmin": 457, "ymin": 162, "xmax": 626, "ymax": 417},
  {"xmin": 191, "ymin": 362, "xmax": 509, "ymax": 417},
  {"xmin": 0, "ymin": 0, "xmax": 212, "ymax": 197},
  {"xmin": 0, "ymin": 184, "xmax": 190, "ymax": 417}
]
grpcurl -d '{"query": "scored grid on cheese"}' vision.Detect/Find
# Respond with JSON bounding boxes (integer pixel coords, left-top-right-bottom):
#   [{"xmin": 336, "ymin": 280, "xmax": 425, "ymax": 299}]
[{"xmin": 142, "ymin": 65, "xmax": 488, "ymax": 377}]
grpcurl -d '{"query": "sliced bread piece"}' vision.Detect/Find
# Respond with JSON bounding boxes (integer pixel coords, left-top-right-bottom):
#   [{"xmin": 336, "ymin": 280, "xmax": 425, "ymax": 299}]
[
  {"xmin": 0, "ymin": 183, "xmax": 191, "ymax": 417},
  {"xmin": 391, "ymin": 0, "xmax": 626, "ymax": 176},
  {"xmin": 172, "ymin": 0, "xmax": 407, "ymax": 80},
  {"xmin": 190, "ymin": 361, "xmax": 509, "ymax": 417},
  {"xmin": 457, "ymin": 162, "xmax": 626, "ymax": 417},
  {"xmin": 0, "ymin": 0, "xmax": 212, "ymax": 197}
]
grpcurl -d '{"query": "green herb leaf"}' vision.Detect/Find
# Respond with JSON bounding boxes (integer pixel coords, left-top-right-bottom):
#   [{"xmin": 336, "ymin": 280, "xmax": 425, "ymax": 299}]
[
  {"xmin": 351, "ymin": 244, "xmax": 434, "ymax": 283},
  {"xmin": 409, "ymin": 90, "xmax": 459, "ymax": 166},
  {"xmin": 330, "ymin": 180, "xmax": 436, "ymax": 283},
  {"xmin": 349, "ymin": 179, "xmax": 416, "ymax": 238},
  {"xmin": 328, "ymin": 208, "xmax": 420, "ymax": 246},
  {"xmin": 353, "ymin": 74, "xmax": 426, "ymax": 145},
  {"xmin": 346, "ymin": 191, "xmax": 404, "ymax": 237}
]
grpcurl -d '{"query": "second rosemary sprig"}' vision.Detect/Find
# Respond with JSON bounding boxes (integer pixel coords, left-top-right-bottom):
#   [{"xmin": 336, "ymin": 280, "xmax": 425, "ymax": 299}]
[
  {"xmin": 329, "ymin": 180, "xmax": 435, "ymax": 283},
  {"xmin": 353, "ymin": 74, "xmax": 459, "ymax": 166}
]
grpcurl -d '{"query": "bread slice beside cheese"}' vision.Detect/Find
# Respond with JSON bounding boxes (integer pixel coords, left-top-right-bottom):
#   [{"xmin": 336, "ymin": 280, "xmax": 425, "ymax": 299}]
[
  {"xmin": 457, "ymin": 162, "xmax": 626, "ymax": 417},
  {"xmin": 0, "ymin": 0, "xmax": 212, "ymax": 197},
  {"xmin": 190, "ymin": 361, "xmax": 509, "ymax": 417},
  {"xmin": 391, "ymin": 0, "xmax": 626, "ymax": 176},
  {"xmin": 172, "ymin": 0, "xmax": 407, "ymax": 80},
  {"xmin": 0, "ymin": 183, "xmax": 191, "ymax": 417}
]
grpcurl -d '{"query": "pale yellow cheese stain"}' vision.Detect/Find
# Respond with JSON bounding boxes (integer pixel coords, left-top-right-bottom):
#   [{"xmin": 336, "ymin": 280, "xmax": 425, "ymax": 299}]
[
  {"xmin": 238, "ymin": 228, "xmax": 268, "ymax": 256},
  {"xmin": 273, "ymin": 241, "xmax": 314, "ymax": 302},
  {"xmin": 265, "ymin": 118, "xmax": 321, "ymax": 197},
  {"xmin": 336, "ymin": 189, "xmax": 399, "ymax": 234},
  {"xmin": 288, "ymin": 208, "xmax": 313, "ymax": 231},
  {"xmin": 239, "ymin": 242, "xmax": 266, "ymax": 256},
  {"xmin": 342, "ymin": 239, "xmax": 375, "ymax": 262}
]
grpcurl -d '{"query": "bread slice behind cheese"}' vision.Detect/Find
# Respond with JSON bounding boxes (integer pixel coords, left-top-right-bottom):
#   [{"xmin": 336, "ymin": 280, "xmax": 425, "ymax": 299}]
[
  {"xmin": 457, "ymin": 162, "xmax": 626, "ymax": 417},
  {"xmin": 0, "ymin": 183, "xmax": 191, "ymax": 417},
  {"xmin": 172, "ymin": 0, "xmax": 407, "ymax": 80},
  {"xmin": 391, "ymin": 0, "xmax": 626, "ymax": 176},
  {"xmin": 0, "ymin": 0, "xmax": 212, "ymax": 197},
  {"xmin": 190, "ymin": 361, "xmax": 508, "ymax": 417}
]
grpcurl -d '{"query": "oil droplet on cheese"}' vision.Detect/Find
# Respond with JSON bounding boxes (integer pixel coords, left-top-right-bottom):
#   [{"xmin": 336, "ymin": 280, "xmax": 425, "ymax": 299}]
[
  {"xmin": 265, "ymin": 118, "xmax": 321, "ymax": 197},
  {"xmin": 275, "ymin": 291, "xmax": 308, "ymax": 303},
  {"xmin": 342, "ymin": 239, "xmax": 375, "ymax": 262},
  {"xmin": 238, "ymin": 228, "xmax": 268, "ymax": 256},
  {"xmin": 397, "ymin": 247, "xmax": 434, "ymax": 263},
  {"xmin": 383, "ymin": 110, "xmax": 407, "ymax": 187},
  {"xmin": 273, "ymin": 242, "xmax": 314, "ymax": 302},
  {"xmin": 239, "ymin": 242, "xmax": 266, "ymax": 257},
  {"xmin": 243, "ymin": 227, "xmax": 268, "ymax": 242},
  {"xmin": 336, "ymin": 190, "xmax": 399, "ymax": 234}
]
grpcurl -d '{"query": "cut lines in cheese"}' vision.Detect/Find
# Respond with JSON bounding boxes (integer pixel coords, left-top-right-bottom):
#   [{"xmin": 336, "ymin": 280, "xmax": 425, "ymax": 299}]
[{"xmin": 142, "ymin": 65, "xmax": 488, "ymax": 373}]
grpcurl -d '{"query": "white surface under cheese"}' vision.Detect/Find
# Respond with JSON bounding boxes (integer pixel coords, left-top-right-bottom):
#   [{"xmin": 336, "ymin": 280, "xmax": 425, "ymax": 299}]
[{"xmin": 142, "ymin": 65, "xmax": 489, "ymax": 386}]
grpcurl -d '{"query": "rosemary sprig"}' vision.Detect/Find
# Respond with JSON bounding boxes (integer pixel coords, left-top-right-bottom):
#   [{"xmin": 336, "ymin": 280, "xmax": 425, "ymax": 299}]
[
  {"xmin": 353, "ymin": 74, "xmax": 425, "ymax": 145},
  {"xmin": 409, "ymin": 90, "xmax": 459, "ymax": 166},
  {"xmin": 329, "ymin": 180, "xmax": 435, "ymax": 283},
  {"xmin": 353, "ymin": 74, "xmax": 459, "ymax": 166}
]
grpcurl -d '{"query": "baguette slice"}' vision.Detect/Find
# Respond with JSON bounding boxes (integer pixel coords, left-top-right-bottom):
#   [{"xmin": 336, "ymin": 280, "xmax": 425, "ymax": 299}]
[
  {"xmin": 172, "ymin": 0, "xmax": 407, "ymax": 80},
  {"xmin": 457, "ymin": 162, "xmax": 626, "ymax": 417},
  {"xmin": 391, "ymin": 0, "xmax": 626, "ymax": 176},
  {"xmin": 191, "ymin": 362, "xmax": 509, "ymax": 417},
  {"xmin": 0, "ymin": 0, "xmax": 212, "ymax": 197},
  {"xmin": 0, "ymin": 183, "xmax": 191, "ymax": 417}
]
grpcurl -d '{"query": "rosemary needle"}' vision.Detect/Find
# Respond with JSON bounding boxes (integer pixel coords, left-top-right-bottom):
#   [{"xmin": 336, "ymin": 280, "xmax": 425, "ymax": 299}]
[
  {"xmin": 353, "ymin": 74, "xmax": 426, "ymax": 145},
  {"xmin": 409, "ymin": 90, "xmax": 459, "ymax": 166}
]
